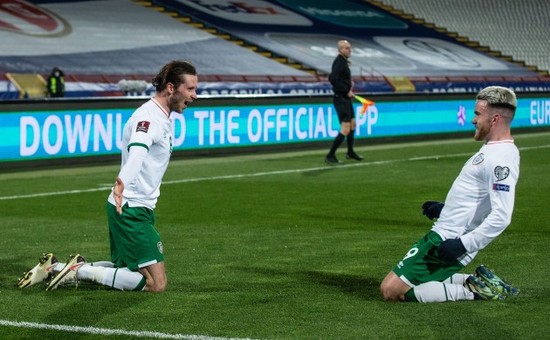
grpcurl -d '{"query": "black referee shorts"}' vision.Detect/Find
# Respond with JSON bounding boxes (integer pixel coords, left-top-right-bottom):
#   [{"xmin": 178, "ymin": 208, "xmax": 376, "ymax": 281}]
[{"xmin": 333, "ymin": 95, "xmax": 354, "ymax": 123}]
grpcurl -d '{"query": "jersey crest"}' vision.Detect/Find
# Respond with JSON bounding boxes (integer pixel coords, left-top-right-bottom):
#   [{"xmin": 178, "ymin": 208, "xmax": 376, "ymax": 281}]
[
  {"xmin": 472, "ymin": 153, "xmax": 484, "ymax": 165},
  {"xmin": 157, "ymin": 241, "xmax": 164, "ymax": 254},
  {"xmin": 494, "ymin": 166, "xmax": 510, "ymax": 181},
  {"xmin": 136, "ymin": 121, "xmax": 150, "ymax": 133}
]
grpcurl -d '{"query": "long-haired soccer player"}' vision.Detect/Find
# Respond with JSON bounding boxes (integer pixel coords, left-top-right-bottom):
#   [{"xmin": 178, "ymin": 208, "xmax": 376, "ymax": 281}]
[{"xmin": 19, "ymin": 60, "xmax": 198, "ymax": 292}]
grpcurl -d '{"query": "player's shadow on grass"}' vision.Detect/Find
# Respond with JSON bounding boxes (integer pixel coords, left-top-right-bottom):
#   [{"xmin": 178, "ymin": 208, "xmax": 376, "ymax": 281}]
[
  {"xmin": 3, "ymin": 257, "xmax": 30, "ymax": 290},
  {"xmin": 301, "ymin": 270, "xmax": 382, "ymax": 301},
  {"xmin": 234, "ymin": 266, "xmax": 382, "ymax": 301},
  {"xmin": 42, "ymin": 284, "xmax": 153, "ymax": 326},
  {"xmin": 9, "ymin": 255, "xmax": 152, "ymax": 327}
]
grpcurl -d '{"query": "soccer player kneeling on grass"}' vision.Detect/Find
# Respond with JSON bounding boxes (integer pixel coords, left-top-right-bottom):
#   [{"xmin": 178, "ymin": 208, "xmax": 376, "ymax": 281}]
[
  {"xmin": 380, "ymin": 86, "xmax": 520, "ymax": 302},
  {"xmin": 18, "ymin": 60, "xmax": 198, "ymax": 292}
]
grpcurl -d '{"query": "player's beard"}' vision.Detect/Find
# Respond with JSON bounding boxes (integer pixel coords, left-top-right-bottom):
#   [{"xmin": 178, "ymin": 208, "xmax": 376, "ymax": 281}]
[
  {"xmin": 168, "ymin": 92, "xmax": 185, "ymax": 113},
  {"xmin": 474, "ymin": 122, "xmax": 490, "ymax": 141}
]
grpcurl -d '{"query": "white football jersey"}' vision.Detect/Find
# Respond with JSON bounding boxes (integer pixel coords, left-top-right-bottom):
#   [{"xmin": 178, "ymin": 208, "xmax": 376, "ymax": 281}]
[
  {"xmin": 432, "ymin": 140, "xmax": 520, "ymax": 265},
  {"xmin": 108, "ymin": 99, "xmax": 173, "ymax": 209}
]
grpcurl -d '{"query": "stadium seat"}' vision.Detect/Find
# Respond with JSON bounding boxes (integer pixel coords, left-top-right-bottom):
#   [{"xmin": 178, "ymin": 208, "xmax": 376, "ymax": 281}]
[
  {"xmin": 379, "ymin": 0, "xmax": 549, "ymax": 74},
  {"xmin": 5, "ymin": 73, "xmax": 47, "ymax": 99}
]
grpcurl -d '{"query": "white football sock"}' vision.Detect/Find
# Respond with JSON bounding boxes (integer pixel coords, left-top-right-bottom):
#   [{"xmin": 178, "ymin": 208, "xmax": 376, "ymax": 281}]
[
  {"xmin": 77, "ymin": 264, "xmax": 145, "ymax": 291},
  {"xmin": 53, "ymin": 262, "xmax": 65, "ymax": 273},
  {"xmin": 90, "ymin": 261, "xmax": 115, "ymax": 268},
  {"xmin": 443, "ymin": 273, "xmax": 471, "ymax": 285},
  {"xmin": 53, "ymin": 260, "xmax": 114, "ymax": 273},
  {"xmin": 413, "ymin": 281, "xmax": 474, "ymax": 302}
]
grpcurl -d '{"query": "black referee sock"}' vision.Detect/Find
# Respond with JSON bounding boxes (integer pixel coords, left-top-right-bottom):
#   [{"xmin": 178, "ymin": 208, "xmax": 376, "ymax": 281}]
[
  {"xmin": 347, "ymin": 131, "xmax": 355, "ymax": 154},
  {"xmin": 328, "ymin": 133, "xmax": 345, "ymax": 156}
]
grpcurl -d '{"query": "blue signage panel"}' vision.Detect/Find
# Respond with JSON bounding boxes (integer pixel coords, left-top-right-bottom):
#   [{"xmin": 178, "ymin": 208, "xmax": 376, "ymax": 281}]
[{"xmin": 1, "ymin": 97, "xmax": 549, "ymax": 162}]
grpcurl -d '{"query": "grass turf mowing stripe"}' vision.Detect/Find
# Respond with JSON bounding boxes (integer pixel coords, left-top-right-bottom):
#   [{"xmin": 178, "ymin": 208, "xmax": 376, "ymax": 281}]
[
  {"xmin": 0, "ymin": 319, "xmax": 256, "ymax": 340},
  {"xmin": 0, "ymin": 152, "xmax": 470, "ymax": 201},
  {"xmin": 1, "ymin": 144, "xmax": 549, "ymax": 202}
]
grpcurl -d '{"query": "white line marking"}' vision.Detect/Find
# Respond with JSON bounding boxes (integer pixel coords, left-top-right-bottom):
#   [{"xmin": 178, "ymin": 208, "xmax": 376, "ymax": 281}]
[
  {"xmin": 1, "ymin": 144, "xmax": 548, "ymax": 201},
  {"xmin": 0, "ymin": 319, "xmax": 255, "ymax": 340}
]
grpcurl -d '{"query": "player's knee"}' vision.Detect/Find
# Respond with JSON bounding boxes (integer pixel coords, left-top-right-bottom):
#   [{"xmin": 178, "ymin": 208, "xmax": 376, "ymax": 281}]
[
  {"xmin": 147, "ymin": 282, "xmax": 166, "ymax": 292},
  {"xmin": 380, "ymin": 281, "xmax": 402, "ymax": 302},
  {"xmin": 380, "ymin": 282, "xmax": 392, "ymax": 301},
  {"xmin": 146, "ymin": 276, "xmax": 167, "ymax": 292},
  {"xmin": 380, "ymin": 288, "xmax": 401, "ymax": 302}
]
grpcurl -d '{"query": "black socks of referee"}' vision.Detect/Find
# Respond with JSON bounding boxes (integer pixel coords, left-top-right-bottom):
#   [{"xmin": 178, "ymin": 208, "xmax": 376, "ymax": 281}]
[
  {"xmin": 346, "ymin": 131, "xmax": 356, "ymax": 154},
  {"xmin": 328, "ymin": 133, "xmax": 345, "ymax": 156}
]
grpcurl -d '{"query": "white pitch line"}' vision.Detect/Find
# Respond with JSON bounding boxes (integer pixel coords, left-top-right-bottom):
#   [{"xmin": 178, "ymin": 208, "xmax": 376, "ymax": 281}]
[
  {"xmin": 1, "ymin": 144, "xmax": 548, "ymax": 201},
  {"xmin": 0, "ymin": 186, "xmax": 112, "ymax": 201},
  {"xmin": 161, "ymin": 153, "xmax": 469, "ymax": 186},
  {"xmin": 0, "ymin": 154, "xmax": 457, "ymax": 201},
  {"xmin": 0, "ymin": 319, "xmax": 256, "ymax": 340}
]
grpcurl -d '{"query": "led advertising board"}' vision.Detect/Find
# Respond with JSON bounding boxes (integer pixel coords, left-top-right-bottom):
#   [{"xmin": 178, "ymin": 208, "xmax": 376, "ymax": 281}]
[{"xmin": 1, "ymin": 95, "xmax": 548, "ymax": 163}]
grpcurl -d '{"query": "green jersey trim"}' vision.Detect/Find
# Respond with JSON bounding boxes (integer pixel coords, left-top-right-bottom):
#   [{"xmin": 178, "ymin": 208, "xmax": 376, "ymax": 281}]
[{"xmin": 128, "ymin": 142, "xmax": 149, "ymax": 152}]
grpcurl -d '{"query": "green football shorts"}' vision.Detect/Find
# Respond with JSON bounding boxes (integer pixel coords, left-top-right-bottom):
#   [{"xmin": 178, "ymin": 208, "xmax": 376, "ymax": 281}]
[
  {"xmin": 392, "ymin": 230, "xmax": 464, "ymax": 286},
  {"xmin": 106, "ymin": 202, "xmax": 164, "ymax": 271}
]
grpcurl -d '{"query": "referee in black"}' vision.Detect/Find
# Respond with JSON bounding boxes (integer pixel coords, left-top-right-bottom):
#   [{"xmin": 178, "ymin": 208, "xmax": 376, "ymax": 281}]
[{"xmin": 325, "ymin": 40, "xmax": 363, "ymax": 164}]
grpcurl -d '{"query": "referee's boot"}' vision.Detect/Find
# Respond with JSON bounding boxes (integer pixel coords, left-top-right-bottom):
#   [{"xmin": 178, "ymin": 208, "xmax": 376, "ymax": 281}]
[
  {"xmin": 346, "ymin": 151, "xmax": 364, "ymax": 161},
  {"xmin": 325, "ymin": 154, "xmax": 341, "ymax": 164}
]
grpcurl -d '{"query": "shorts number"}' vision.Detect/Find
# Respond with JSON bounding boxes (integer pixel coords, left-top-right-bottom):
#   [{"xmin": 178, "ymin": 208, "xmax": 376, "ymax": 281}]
[{"xmin": 397, "ymin": 247, "xmax": 419, "ymax": 268}]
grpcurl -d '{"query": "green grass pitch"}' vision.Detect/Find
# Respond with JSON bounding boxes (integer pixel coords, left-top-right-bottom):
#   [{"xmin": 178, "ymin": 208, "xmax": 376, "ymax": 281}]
[{"xmin": 1, "ymin": 132, "xmax": 549, "ymax": 339}]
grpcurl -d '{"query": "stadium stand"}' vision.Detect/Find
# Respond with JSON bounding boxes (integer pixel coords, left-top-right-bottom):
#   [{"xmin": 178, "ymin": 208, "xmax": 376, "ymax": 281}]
[
  {"xmin": 0, "ymin": 0, "xmax": 549, "ymax": 99},
  {"xmin": 376, "ymin": 0, "xmax": 550, "ymax": 75}
]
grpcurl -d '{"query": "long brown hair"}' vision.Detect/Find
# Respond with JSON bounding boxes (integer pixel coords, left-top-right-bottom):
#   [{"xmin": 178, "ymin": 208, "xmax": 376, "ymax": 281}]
[{"xmin": 152, "ymin": 60, "xmax": 197, "ymax": 92}]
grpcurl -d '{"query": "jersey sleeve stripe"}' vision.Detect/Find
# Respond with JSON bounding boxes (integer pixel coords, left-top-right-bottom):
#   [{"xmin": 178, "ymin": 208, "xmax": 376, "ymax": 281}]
[{"xmin": 127, "ymin": 142, "xmax": 149, "ymax": 152}]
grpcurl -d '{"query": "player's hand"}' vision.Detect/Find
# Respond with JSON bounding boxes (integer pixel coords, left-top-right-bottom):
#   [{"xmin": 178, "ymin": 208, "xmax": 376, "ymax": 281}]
[
  {"xmin": 422, "ymin": 201, "xmax": 444, "ymax": 220},
  {"xmin": 438, "ymin": 239, "xmax": 467, "ymax": 264},
  {"xmin": 113, "ymin": 177, "xmax": 124, "ymax": 214}
]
